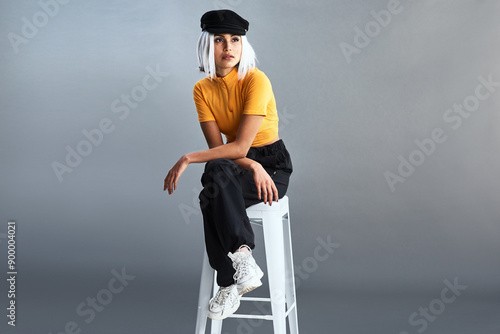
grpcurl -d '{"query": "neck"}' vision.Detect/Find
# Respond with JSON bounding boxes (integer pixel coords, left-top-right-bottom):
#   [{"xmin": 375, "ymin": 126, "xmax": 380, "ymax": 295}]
[{"xmin": 216, "ymin": 67, "xmax": 236, "ymax": 78}]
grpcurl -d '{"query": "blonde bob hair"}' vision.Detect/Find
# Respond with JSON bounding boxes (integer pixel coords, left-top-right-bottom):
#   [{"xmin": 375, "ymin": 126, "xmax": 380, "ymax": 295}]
[{"xmin": 197, "ymin": 31, "xmax": 257, "ymax": 80}]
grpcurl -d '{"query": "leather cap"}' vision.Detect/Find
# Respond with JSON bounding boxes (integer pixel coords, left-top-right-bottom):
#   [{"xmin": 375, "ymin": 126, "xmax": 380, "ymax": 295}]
[{"xmin": 200, "ymin": 10, "xmax": 249, "ymax": 35}]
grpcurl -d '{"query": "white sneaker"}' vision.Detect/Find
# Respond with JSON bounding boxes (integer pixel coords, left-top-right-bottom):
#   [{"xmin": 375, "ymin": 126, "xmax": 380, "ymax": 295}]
[
  {"xmin": 207, "ymin": 284, "xmax": 240, "ymax": 320},
  {"xmin": 228, "ymin": 245, "xmax": 264, "ymax": 295}
]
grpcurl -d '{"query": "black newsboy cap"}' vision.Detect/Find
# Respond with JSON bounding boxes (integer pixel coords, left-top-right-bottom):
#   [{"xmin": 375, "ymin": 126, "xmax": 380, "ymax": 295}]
[{"xmin": 200, "ymin": 10, "xmax": 249, "ymax": 35}]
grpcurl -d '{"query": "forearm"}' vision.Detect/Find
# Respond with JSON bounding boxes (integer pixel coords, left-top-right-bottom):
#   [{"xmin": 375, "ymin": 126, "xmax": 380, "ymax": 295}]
[
  {"xmin": 185, "ymin": 142, "xmax": 247, "ymax": 164},
  {"xmin": 234, "ymin": 157, "xmax": 260, "ymax": 171}
]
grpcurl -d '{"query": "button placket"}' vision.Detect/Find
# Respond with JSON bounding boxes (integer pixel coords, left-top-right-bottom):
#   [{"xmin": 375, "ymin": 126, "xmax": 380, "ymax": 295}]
[{"xmin": 222, "ymin": 79, "xmax": 232, "ymax": 113}]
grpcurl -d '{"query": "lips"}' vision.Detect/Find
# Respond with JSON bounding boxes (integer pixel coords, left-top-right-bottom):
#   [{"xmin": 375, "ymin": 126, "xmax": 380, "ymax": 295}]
[{"xmin": 223, "ymin": 55, "xmax": 234, "ymax": 60}]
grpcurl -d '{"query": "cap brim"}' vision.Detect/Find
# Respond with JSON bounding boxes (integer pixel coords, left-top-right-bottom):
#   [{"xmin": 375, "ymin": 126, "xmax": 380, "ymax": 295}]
[{"xmin": 203, "ymin": 27, "xmax": 247, "ymax": 36}]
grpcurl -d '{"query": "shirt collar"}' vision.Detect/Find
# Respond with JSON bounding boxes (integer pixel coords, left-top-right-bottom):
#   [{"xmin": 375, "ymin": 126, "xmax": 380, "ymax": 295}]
[{"xmin": 218, "ymin": 67, "xmax": 238, "ymax": 82}]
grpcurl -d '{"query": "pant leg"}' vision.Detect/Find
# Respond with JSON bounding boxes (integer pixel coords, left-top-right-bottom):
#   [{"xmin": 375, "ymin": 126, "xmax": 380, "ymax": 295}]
[
  {"xmin": 199, "ymin": 158, "xmax": 255, "ymax": 287},
  {"xmin": 199, "ymin": 141, "xmax": 293, "ymax": 287},
  {"xmin": 238, "ymin": 168, "xmax": 291, "ymax": 208}
]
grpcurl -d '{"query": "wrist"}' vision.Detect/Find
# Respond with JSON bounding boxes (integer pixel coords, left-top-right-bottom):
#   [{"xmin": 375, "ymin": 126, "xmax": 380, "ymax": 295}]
[
  {"xmin": 249, "ymin": 161, "xmax": 261, "ymax": 172},
  {"xmin": 182, "ymin": 153, "xmax": 192, "ymax": 164}
]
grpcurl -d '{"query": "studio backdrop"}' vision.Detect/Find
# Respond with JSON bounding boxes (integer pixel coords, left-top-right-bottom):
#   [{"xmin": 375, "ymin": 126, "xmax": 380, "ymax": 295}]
[{"xmin": 1, "ymin": 0, "xmax": 499, "ymax": 333}]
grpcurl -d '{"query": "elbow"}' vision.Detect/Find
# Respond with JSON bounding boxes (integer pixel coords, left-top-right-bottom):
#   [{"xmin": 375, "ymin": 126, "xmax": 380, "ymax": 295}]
[{"xmin": 234, "ymin": 143, "xmax": 250, "ymax": 159}]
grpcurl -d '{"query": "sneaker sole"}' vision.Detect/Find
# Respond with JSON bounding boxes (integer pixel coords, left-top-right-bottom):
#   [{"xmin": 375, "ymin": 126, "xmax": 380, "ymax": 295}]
[
  {"xmin": 238, "ymin": 278, "xmax": 262, "ymax": 295},
  {"xmin": 237, "ymin": 268, "xmax": 264, "ymax": 295}
]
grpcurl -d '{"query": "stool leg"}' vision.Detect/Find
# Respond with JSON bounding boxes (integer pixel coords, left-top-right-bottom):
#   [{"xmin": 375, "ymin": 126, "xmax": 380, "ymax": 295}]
[
  {"xmin": 284, "ymin": 213, "xmax": 299, "ymax": 334},
  {"xmin": 263, "ymin": 210, "xmax": 287, "ymax": 334},
  {"xmin": 210, "ymin": 320, "xmax": 223, "ymax": 334},
  {"xmin": 210, "ymin": 271, "xmax": 223, "ymax": 334},
  {"xmin": 196, "ymin": 251, "xmax": 214, "ymax": 334}
]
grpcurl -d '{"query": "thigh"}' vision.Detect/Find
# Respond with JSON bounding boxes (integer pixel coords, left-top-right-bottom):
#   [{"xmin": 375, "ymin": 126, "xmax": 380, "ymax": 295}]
[
  {"xmin": 272, "ymin": 169, "xmax": 291, "ymax": 199},
  {"xmin": 238, "ymin": 169, "xmax": 261, "ymax": 208},
  {"xmin": 239, "ymin": 168, "xmax": 291, "ymax": 208}
]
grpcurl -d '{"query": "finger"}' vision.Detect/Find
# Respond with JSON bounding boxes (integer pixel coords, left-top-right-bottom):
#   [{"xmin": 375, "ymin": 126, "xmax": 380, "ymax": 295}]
[
  {"xmin": 164, "ymin": 174, "xmax": 172, "ymax": 192},
  {"xmin": 268, "ymin": 184, "xmax": 274, "ymax": 206},
  {"xmin": 257, "ymin": 184, "xmax": 261, "ymax": 200},
  {"xmin": 262, "ymin": 186, "xmax": 268, "ymax": 204},
  {"xmin": 263, "ymin": 183, "xmax": 270, "ymax": 205},
  {"xmin": 173, "ymin": 174, "xmax": 178, "ymax": 191},
  {"xmin": 166, "ymin": 173, "xmax": 174, "ymax": 194},
  {"xmin": 170, "ymin": 174, "xmax": 176, "ymax": 194},
  {"xmin": 273, "ymin": 183, "xmax": 279, "ymax": 203}
]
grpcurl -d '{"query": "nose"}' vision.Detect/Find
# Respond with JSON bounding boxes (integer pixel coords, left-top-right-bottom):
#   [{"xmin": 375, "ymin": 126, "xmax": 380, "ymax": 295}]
[{"xmin": 223, "ymin": 41, "xmax": 231, "ymax": 51}]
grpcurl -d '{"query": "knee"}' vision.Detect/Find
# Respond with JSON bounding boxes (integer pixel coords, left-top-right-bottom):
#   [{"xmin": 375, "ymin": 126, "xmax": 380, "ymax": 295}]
[
  {"xmin": 204, "ymin": 158, "xmax": 234, "ymax": 174},
  {"xmin": 201, "ymin": 158, "xmax": 237, "ymax": 186}
]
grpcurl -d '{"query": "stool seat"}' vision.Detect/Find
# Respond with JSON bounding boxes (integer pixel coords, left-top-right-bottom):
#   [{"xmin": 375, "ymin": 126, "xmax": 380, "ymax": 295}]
[{"xmin": 195, "ymin": 195, "xmax": 299, "ymax": 334}]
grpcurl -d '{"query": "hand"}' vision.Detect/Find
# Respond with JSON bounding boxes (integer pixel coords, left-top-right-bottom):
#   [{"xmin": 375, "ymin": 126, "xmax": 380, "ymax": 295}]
[
  {"xmin": 251, "ymin": 163, "xmax": 278, "ymax": 206},
  {"xmin": 164, "ymin": 155, "xmax": 189, "ymax": 195}
]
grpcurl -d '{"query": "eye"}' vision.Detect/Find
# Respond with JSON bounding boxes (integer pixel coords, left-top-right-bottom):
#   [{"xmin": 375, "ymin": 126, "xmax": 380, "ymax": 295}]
[
  {"xmin": 214, "ymin": 37, "xmax": 223, "ymax": 43},
  {"xmin": 232, "ymin": 37, "xmax": 240, "ymax": 42}
]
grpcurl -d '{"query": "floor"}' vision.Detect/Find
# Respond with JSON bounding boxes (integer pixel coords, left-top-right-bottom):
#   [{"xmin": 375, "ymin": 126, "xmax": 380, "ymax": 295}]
[{"xmin": 4, "ymin": 272, "xmax": 499, "ymax": 334}]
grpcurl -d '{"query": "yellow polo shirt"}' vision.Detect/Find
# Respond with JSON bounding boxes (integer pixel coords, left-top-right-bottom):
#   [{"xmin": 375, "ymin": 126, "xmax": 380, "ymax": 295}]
[{"xmin": 193, "ymin": 67, "xmax": 279, "ymax": 147}]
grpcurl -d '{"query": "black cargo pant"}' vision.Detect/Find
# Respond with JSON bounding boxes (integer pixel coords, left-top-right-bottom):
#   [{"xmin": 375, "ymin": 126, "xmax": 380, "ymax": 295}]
[{"xmin": 199, "ymin": 139, "xmax": 293, "ymax": 287}]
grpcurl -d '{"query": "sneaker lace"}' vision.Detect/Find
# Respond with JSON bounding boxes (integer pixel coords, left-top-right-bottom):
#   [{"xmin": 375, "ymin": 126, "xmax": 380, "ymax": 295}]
[
  {"xmin": 232, "ymin": 256, "xmax": 251, "ymax": 281},
  {"xmin": 213, "ymin": 286, "xmax": 234, "ymax": 305}
]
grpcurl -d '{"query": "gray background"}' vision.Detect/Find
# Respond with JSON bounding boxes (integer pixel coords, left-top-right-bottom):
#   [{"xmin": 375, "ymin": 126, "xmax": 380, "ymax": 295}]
[{"xmin": 1, "ymin": 0, "xmax": 499, "ymax": 333}]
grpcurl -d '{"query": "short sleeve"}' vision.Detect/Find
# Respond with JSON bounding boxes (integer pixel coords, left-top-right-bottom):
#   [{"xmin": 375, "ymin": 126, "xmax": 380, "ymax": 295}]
[
  {"xmin": 193, "ymin": 82, "xmax": 215, "ymax": 122},
  {"xmin": 243, "ymin": 71, "xmax": 273, "ymax": 116}
]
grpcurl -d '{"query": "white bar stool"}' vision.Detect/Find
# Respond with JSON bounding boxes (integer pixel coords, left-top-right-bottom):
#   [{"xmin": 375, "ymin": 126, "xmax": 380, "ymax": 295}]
[{"xmin": 195, "ymin": 195, "xmax": 299, "ymax": 334}]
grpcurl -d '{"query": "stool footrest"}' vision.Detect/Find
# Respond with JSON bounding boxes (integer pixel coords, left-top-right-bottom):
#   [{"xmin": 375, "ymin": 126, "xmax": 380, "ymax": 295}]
[
  {"xmin": 240, "ymin": 296, "xmax": 271, "ymax": 302},
  {"xmin": 227, "ymin": 301, "xmax": 297, "ymax": 321},
  {"xmin": 227, "ymin": 303, "xmax": 297, "ymax": 321},
  {"xmin": 227, "ymin": 313, "xmax": 274, "ymax": 320}
]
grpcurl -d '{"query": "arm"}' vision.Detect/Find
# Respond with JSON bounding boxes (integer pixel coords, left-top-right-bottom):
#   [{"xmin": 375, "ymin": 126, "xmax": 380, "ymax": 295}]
[
  {"xmin": 198, "ymin": 121, "xmax": 278, "ymax": 204},
  {"xmin": 185, "ymin": 114, "xmax": 263, "ymax": 162},
  {"xmin": 197, "ymin": 121, "xmax": 259, "ymax": 171},
  {"xmin": 197, "ymin": 121, "xmax": 255, "ymax": 169},
  {"xmin": 164, "ymin": 115, "xmax": 262, "ymax": 190},
  {"xmin": 164, "ymin": 118, "xmax": 278, "ymax": 204}
]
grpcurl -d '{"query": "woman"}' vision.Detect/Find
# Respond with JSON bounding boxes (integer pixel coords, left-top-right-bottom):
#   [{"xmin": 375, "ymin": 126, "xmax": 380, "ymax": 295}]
[{"xmin": 163, "ymin": 9, "xmax": 293, "ymax": 320}]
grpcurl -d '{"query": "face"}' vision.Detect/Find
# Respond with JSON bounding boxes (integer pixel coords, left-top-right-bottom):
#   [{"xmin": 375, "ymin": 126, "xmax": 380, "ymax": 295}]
[{"xmin": 213, "ymin": 34, "xmax": 242, "ymax": 77}]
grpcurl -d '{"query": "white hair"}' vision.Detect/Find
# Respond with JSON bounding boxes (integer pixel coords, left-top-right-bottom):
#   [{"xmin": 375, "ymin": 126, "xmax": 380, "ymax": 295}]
[{"xmin": 197, "ymin": 31, "xmax": 257, "ymax": 80}]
